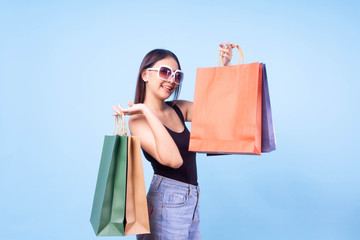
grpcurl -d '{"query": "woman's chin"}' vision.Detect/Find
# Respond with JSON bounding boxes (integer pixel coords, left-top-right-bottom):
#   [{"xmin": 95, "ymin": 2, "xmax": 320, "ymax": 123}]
[
  {"xmin": 160, "ymin": 94, "xmax": 172, "ymax": 101},
  {"xmin": 159, "ymin": 89, "xmax": 174, "ymax": 99}
]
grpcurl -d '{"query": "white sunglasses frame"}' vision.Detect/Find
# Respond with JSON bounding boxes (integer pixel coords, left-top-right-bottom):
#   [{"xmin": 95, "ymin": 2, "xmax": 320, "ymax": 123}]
[{"xmin": 146, "ymin": 65, "xmax": 184, "ymax": 85}]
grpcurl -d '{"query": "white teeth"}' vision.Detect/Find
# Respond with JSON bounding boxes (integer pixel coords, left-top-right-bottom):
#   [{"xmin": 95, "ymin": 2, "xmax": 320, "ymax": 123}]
[{"xmin": 162, "ymin": 85, "xmax": 172, "ymax": 90}]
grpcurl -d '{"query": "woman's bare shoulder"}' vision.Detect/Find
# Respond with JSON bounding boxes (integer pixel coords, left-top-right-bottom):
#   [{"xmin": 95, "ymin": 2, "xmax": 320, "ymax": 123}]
[
  {"xmin": 173, "ymin": 100, "xmax": 193, "ymax": 121},
  {"xmin": 173, "ymin": 99, "xmax": 192, "ymax": 108}
]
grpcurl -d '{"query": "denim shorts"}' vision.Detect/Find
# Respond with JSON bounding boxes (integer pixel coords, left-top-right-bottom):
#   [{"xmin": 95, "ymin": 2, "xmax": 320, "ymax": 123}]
[{"xmin": 137, "ymin": 174, "xmax": 201, "ymax": 240}]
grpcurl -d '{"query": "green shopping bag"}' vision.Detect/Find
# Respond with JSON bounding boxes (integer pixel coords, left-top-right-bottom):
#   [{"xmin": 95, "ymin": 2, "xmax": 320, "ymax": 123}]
[{"xmin": 90, "ymin": 115, "xmax": 128, "ymax": 236}]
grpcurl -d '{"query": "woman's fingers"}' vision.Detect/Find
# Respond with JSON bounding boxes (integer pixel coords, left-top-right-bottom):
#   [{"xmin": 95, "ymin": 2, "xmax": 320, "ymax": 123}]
[
  {"xmin": 218, "ymin": 42, "xmax": 233, "ymax": 66},
  {"xmin": 119, "ymin": 103, "xmax": 134, "ymax": 115},
  {"xmin": 112, "ymin": 102, "xmax": 142, "ymax": 116},
  {"xmin": 219, "ymin": 48, "xmax": 230, "ymax": 53},
  {"xmin": 119, "ymin": 104, "xmax": 129, "ymax": 114},
  {"xmin": 225, "ymin": 42, "xmax": 233, "ymax": 49},
  {"xmin": 218, "ymin": 42, "xmax": 233, "ymax": 58},
  {"xmin": 219, "ymin": 48, "xmax": 231, "ymax": 56},
  {"xmin": 219, "ymin": 42, "xmax": 233, "ymax": 50},
  {"xmin": 112, "ymin": 106, "xmax": 121, "ymax": 115},
  {"xmin": 112, "ymin": 104, "xmax": 128, "ymax": 116},
  {"xmin": 120, "ymin": 107, "xmax": 135, "ymax": 116}
]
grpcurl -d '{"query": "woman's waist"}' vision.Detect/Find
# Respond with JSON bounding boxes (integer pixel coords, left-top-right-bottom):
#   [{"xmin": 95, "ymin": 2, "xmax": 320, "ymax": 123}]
[{"xmin": 150, "ymin": 174, "xmax": 199, "ymax": 194}]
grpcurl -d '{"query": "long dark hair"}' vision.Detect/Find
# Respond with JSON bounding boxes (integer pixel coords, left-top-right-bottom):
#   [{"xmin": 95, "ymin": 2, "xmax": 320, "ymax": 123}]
[{"xmin": 134, "ymin": 49, "xmax": 182, "ymax": 104}]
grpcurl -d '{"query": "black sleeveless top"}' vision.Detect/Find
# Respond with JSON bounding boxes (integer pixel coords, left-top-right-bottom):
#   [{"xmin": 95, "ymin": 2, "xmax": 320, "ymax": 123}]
[{"xmin": 142, "ymin": 102, "xmax": 198, "ymax": 186}]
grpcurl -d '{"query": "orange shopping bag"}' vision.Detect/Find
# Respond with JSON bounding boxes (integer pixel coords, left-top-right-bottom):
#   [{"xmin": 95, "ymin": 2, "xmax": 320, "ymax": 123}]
[
  {"xmin": 189, "ymin": 44, "xmax": 263, "ymax": 155},
  {"xmin": 124, "ymin": 136, "xmax": 150, "ymax": 236}
]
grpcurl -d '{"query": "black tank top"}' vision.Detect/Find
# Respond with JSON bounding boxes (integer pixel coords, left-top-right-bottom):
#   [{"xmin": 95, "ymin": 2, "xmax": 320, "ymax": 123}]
[{"xmin": 142, "ymin": 102, "xmax": 198, "ymax": 186}]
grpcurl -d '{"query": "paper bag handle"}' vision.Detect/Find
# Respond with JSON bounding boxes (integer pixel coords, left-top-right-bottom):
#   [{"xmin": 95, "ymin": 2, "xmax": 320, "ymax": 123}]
[
  {"xmin": 217, "ymin": 43, "xmax": 244, "ymax": 66},
  {"xmin": 113, "ymin": 111, "xmax": 128, "ymax": 136}
]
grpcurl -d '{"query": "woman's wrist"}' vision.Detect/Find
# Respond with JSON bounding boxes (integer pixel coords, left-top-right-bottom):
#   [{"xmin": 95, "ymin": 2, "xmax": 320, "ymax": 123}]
[{"xmin": 141, "ymin": 104, "xmax": 152, "ymax": 118}]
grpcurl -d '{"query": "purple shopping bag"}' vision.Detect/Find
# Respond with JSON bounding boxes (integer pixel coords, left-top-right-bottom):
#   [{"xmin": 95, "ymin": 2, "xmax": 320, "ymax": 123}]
[{"xmin": 260, "ymin": 63, "xmax": 276, "ymax": 152}]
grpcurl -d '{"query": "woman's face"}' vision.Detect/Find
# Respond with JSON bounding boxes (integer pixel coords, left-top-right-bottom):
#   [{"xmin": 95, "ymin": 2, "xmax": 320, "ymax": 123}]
[{"xmin": 144, "ymin": 57, "xmax": 180, "ymax": 101}]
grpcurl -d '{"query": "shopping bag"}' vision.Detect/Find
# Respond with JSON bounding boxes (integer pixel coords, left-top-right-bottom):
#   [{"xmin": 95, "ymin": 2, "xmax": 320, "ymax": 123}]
[
  {"xmin": 207, "ymin": 63, "xmax": 276, "ymax": 156},
  {"xmin": 90, "ymin": 116, "xmax": 128, "ymax": 236},
  {"xmin": 189, "ymin": 44, "xmax": 263, "ymax": 155},
  {"xmin": 260, "ymin": 63, "xmax": 276, "ymax": 152},
  {"xmin": 90, "ymin": 113, "xmax": 150, "ymax": 236},
  {"xmin": 124, "ymin": 136, "xmax": 150, "ymax": 235},
  {"xmin": 90, "ymin": 135, "xmax": 128, "ymax": 235}
]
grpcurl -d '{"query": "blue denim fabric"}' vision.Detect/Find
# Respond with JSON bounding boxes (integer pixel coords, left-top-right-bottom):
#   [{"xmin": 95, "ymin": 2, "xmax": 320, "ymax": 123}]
[{"xmin": 137, "ymin": 174, "xmax": 201, "ymax": 240}]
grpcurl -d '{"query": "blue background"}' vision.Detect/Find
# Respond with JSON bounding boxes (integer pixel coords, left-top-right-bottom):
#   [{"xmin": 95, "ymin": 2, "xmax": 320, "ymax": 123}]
[{"xmin": 1, "ymin": 1, "xmax": 359, "ymax": 239}]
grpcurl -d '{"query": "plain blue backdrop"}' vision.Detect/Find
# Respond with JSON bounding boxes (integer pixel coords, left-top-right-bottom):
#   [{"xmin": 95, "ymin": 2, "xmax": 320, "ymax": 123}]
[{"xmin": 1, "ymin": 1, "xmax": 359, "ymax": 239}]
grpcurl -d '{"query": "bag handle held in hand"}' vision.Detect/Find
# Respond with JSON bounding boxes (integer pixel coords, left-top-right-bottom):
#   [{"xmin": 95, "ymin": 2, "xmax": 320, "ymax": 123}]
[{"xmin": 217, "ymin": 43, "xmax": 244, "ymax": 66}]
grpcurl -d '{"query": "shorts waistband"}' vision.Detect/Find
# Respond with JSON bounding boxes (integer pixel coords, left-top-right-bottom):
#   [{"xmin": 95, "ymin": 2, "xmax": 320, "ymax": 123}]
[{"xmin": 151, "ymin": 174, "xmax": 199, "ymax": 192}]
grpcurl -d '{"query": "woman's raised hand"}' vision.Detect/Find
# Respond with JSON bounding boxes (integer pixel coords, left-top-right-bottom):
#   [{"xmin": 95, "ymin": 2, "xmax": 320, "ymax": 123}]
[
  {"xmin": 112, "ymin": 102, "xmax": 146, "ymax": 116},
  {"xmin": 218, "ymin": 42, "xmax": 234, "ymax": 66}
]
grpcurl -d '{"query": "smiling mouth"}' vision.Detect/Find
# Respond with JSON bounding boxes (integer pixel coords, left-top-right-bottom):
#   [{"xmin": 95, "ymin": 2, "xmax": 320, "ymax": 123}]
[{"xmin": 161, "ymin": 84, "xmax": 173, "ymax": 92}]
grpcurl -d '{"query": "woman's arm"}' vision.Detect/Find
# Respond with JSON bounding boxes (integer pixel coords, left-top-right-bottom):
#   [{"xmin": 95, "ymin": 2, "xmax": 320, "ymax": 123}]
[
  {"xmin": 114, "ymin": 103, "xmax": 183, "ymax": 169},
  {"xmin": 174, "ymin": 100, "xmax": 193, "ymax": 122}
]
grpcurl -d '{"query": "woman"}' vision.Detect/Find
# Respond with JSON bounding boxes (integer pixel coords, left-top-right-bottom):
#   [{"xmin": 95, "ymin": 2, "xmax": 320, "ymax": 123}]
[{"xmin": 113, "ymin": 43, "xmax": 233, "ymax": 240}]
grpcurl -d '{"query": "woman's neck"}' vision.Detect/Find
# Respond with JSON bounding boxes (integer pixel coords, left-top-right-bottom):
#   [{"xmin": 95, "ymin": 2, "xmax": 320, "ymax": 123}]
[{"xmin": 144, "ymin": 95, "xmax": 166, "ymax": 113}]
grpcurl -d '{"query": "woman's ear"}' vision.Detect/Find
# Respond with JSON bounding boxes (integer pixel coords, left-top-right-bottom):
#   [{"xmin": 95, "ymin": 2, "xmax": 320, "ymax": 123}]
[{"xmin": 141, "ymin": 69, "xmax": 149, "ymax": 83}]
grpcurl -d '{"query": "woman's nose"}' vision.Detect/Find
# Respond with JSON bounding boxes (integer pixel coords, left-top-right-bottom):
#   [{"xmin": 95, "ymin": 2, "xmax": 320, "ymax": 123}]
[{"xmin": 168, "ymin": 74, "xmax": 176, "ymax": 83}]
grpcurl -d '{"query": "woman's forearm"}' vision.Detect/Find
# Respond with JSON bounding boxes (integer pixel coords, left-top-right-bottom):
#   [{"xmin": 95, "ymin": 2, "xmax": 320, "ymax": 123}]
[{"xmin": 142, "ymin": 107, "xmax": 183, "ymax": 168}]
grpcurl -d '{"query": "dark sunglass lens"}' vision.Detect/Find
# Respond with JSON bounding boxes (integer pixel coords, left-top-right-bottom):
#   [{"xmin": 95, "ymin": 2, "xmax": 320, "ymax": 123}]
[
  {"xmin": 159, "ymin": 67, "xmax": 172, "ymax": 79},
  {"xmin": 175, "ymin": 72, "xmax": 184, "ymax": 84}
]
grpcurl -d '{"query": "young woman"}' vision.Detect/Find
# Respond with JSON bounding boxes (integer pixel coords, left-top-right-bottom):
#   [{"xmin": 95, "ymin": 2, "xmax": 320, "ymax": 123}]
[{"xmin": 113, "ymin": 43, "xmax": 233, "ymax": 240}]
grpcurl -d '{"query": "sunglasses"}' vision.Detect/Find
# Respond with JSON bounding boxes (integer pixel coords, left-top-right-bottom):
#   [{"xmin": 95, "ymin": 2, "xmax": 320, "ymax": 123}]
[{"xmin": 146, "ymin": 65, "xmax": 184, "ymax": 85}]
